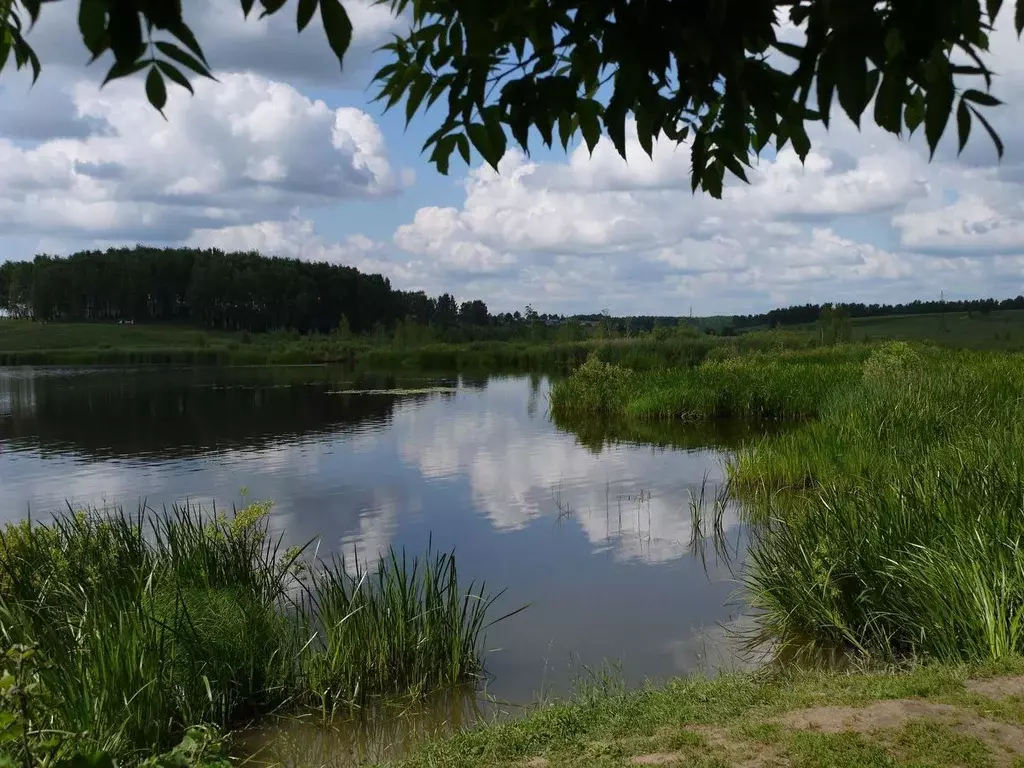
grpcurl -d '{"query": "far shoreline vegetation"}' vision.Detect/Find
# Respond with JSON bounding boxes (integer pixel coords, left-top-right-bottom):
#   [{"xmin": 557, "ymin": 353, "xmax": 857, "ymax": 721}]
[
  {"xmin": 5, "ymin": 248, "xmax": 1024, "ymax": 368},
  {"xmin": 7, "ymin": 247, "xmax": 1024, "ymax": 767}
]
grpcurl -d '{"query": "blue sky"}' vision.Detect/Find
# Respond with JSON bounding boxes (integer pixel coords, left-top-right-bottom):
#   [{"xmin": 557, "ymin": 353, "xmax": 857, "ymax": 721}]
[{"xmin": 0, "ymin": 1, "xmax": 1022, "ymax": 316}]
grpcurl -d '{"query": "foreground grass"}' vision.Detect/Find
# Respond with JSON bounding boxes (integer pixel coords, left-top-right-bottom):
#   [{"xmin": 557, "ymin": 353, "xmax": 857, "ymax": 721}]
[
  {"xmin": 0, "ymin": 505, "xmax": 509, "ymax": 763},
  {"xmin": 392, "ymin": 658, "xmax": 1024, "ymax": 767}
]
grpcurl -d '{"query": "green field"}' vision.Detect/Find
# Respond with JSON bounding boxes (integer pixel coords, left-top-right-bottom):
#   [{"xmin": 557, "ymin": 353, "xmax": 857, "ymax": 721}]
[{"xmin": 843, "ymin": 309, "xmax": 1024, "ymax": 349}]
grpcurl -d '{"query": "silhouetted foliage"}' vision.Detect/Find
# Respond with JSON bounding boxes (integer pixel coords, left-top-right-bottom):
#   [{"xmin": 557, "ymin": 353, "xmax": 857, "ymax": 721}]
[{"xmin": 2, "ymin": 1, "xmax": 1021, "ymax": 198}]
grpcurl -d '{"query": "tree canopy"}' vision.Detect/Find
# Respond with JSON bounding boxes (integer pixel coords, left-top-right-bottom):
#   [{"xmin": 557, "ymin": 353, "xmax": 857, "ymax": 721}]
[{"xmin": 2, "ymin": 0, "xmax": 1022, "ymax": 196}]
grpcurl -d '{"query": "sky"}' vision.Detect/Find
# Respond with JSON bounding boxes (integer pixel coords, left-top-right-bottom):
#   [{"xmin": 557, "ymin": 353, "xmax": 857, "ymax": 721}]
[{"xmin": 1, "ymin": 2, "xmax": 1024, "ymax": 316}]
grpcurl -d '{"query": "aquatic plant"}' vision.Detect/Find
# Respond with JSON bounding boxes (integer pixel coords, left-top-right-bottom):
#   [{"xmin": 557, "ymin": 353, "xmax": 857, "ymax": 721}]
[{"xmin": 0, "ymin": 503, "xmax": 512, "ymax": 760}]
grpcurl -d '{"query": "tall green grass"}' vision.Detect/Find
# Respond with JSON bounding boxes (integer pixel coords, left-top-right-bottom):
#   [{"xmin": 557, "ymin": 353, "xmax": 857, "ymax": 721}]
[
  {"xmin": 745, "ymin": 464, "xmax": 1024, "ymax": 663},
  {"xmin": 550, "ymin": 346, "xmax": 865, "ymax": 422},
  {"xmin": 0, "ymin": 504, "xmax": 511, "ymax": 760},
  {"xmin": 554, "ymin": 341, "xmax": 1024, "ymax": 665},
  {"xmin": 734, "ymin": 342, "xmax": 1024, "ymax": 663}
]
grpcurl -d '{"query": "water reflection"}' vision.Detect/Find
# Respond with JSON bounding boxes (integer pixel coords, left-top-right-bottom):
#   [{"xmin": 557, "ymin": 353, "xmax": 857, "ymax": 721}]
[
  {"xmin": 0, "ymin": 367, "xmax": 444, "ymax": 460},
  {"xmin": 240, "ymin": 689, "xmax": 498, "ymax": 767},
  {"xmin": 0, "ymin": 366, "xmax": 753, "ymax": 762}
]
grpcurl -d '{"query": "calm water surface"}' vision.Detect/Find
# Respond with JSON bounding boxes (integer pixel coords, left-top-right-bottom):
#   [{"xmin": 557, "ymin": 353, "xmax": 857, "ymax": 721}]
[{"xmin": 0, "ymin": 366, "xmax": 751, "ymax": 763}]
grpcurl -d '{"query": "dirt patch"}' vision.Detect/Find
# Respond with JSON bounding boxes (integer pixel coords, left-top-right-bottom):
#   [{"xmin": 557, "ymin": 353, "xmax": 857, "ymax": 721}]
[
  {"xmin": 520, "ymin": 758, "xmax": 549, "ymax": 767},
  {"xmin": 778, "ymin": 699, "xmax": 1024, "ymax": 767},
  {"xmin": 966, "ymin": 676, "xmax": 1024, "ymax": 701},
  {"xmin": 777, "ymin": 700, "xmax": 961, "ymax": 733},
  {"xmin": 629, "ymin": 755, "xmax": 682, "ymax": 766},
  {"xmin": 684, "ymin": 725, "xmax": 783, "ymax": 768}
]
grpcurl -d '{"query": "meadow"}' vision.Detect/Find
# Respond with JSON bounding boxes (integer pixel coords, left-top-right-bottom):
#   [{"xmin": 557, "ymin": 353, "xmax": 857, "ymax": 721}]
[
  {"xmin": 0, "ymin": 503, "xmax": 515, "ymax": 765},
  {"xmin": 0, "ymin": 317, "xmax": 805, "ymax": 369}
]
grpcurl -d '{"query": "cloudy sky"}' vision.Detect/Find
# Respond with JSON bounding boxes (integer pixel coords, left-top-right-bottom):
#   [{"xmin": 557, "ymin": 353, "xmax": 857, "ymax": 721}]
[{"xmin": 2, "ymin": 2, "xmax": 1024, "ymax": 316}]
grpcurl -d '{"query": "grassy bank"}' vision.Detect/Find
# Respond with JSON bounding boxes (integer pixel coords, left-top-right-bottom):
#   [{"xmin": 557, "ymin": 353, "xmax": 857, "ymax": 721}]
[
  {"xmin": 552, "ymin": 342, "xmax": 1024, "ymax": 665},
  {"xmin": 393, "ymin": 658, "xmax": 1024, "ymax": 767},
  {"xmin": 0, "ymin": 504, "xmax": 512, "ymax": 764},
  {"xmin": 549, "ymin": 346, "xmax": 867, "ymax": 421},
  {"xmin": 0, "ymin": 319, "xmax": 819, "ymax": 370}
]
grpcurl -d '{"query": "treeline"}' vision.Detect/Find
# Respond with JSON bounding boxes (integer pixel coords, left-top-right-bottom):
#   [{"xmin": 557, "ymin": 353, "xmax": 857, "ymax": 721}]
[
  {"xmin": 732, "ymin": 297, "xmax": 1024, "ymax": 330},
  {"xmin": 0, "ymin": 248, "xmax": 502, "ymax": 335}
]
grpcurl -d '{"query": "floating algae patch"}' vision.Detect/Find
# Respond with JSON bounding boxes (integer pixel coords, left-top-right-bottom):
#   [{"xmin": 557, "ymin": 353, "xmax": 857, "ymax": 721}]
[{"xmin": 328, "ymin": 387, "xmax": 458, "ymax": 395}]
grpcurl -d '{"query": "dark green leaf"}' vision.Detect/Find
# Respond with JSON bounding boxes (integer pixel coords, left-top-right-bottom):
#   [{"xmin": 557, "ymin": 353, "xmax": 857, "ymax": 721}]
[
  {"xmin": 405, "ymin": 74, "xmax": 431, "ymax": 124},
  {"xmin": 835, "ymin": 42, "xmax": 868, "ymax": 126},
  {"xmin": 448, "ymin": 22, "xmax": 462, "ymax": 55},
  {"xmin": 558, "ymin": 111, "xmax": 577, "ymax": 150},
  {"xmin": 962, "ymin": 89, "xmax": 1002, "ymax": 106},
  {"xmin": 722, "ymin": 152, "xmax": 749, "ymax": 184},
  {"xmin": 485, "ymin": 116, "xmax": 507, "ymax": 164},
  {"xmin": 864, "ymin": 68, "xmax": 881, "ymax": 103},
  {"xmin": 456, "ymin": 133, "xmax": 470, "ymax": 165},
  {"xmin": 704, "ymin": 159, "xmax": 724, "ymax": 199},
  {"xmin": 166, "ymin": 19, "xmax": 208, "ymax": 65},
  {"xmin": 320, "ymin": 0, "xmax": 352, "ymax": 69},
  {"xmin": 535, "ymin": 111, "xmax": 554, "ymax": 148},
  {"xmin": 1017, "ymin": 0, "xmax": 1024, "ymax": 34},
  {"xmin": 690, "ymin": 133, "xmax": 707, "ymax": 193},
  {"xmin": 873, "ymin": 70, "xmax": 903, "ymax": 134},
  {"xmin": 773, "ymin": 41, "xmax": 804, "ymax": 60},
  {"xmin": 956, "ymin": 98, "xmax": 971, "ymax": 154},
  {"xmin": 297, "ymin": 0, "xmax": 317, "ymax": 31},
  {"xmin": 145, "ymin": 0, "xmax": 183, "ymax": 30},
  {"xmin": 970, "ymin": 104, "xmax": 1005, "ymax": 157},
  {"xmin": 101, "ymin": 56, "xmax": 148, "ymax": 86},
  {"xmin": 634, "ymin": 103, "xmax": 654, "ymax": 158},
  {"xmin": 259, "ymin": 0, "xmax": 288, "ymax": 18},
  {"xmin": 22, "ymin": 0, "xmax": 40, "ymax": 24},
  {"xmin": 816, "ymin": 44, "xmax": 837, "ymax": 127},
  {"xmin": 157, "ymin": 60, "xmax": 193, "ymax": 93},
  {"xmin": 428, "ymin": 133, "xmax": 458, "ymax": 175},
  {"xmin": 905, "ymin": 89, "xmax": 925, "ymax": 133},
  {"xmin": 240, "ymin": 0, "xmax": 256, "ymax": 18},
  {"xmin": 108, "ymin": 4, "xmax": 143, "ymax": 63},
  {"xmin": 924, "ymin": 67, "xmax": 954, "ymax": 157},
  {"xmin": 605, "ymin": 97, "xmax": 627, "ymax": 159},
  {"xmin": 426, "ymin": 73, "xmax": 454, "ymax": 109},
  {"xmin": 790, "ymin": 120, "xmax": 810, "ymax": 161},
  {"xmin": 145, "ymin": 65, "xmax": 167, "ymax": 113},
  {"xmin": 78, "ymin": 0, "xmax": 109, "ymax": 56},
  {"xmin": 987, "ymin": 0, "xmax": 1004, "ymax": 23},
  {"xmin": 0, "ymin": 27, "xmax": 11, "ymax": 72},
  {"xmin": 467, "ymin": 122, "xmax": 496, "ymax": 167},
  {"xmin": 155, "ymin": 41, "xmax": 214, "ymax": 79}
]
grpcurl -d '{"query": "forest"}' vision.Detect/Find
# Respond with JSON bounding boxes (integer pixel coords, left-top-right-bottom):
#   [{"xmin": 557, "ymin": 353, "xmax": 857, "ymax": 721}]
[
  {"xmin": 0, "ymin": 248, "xmax": 495, "ymax": 335},
  {"xmin": 4, "ymin": 248, "xmax": 1024, "ymax": 340},
  {"xmin": 731, "ymin": 297, "xmax": 1024, "ymax": 330}
]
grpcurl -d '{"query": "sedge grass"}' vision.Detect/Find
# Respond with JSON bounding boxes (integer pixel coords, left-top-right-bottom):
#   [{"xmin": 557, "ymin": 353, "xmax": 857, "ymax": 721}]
[
  {"xmin": 549, "ymin": 348, "xmax": 863, "ymax": 422},
  {"xmin": 0, "ymin": 504, "xmax": 514, "ymax": 760},
  {"xmin": 734, "ymin": 343, "xmax": 1024, "ymax": 664}
]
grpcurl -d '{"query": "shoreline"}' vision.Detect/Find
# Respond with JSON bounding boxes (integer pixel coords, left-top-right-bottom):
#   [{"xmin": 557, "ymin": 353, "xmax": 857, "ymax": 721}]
[{"xmin": 388, "ymin": 659, "xmax": 1024, "ymax": 766}]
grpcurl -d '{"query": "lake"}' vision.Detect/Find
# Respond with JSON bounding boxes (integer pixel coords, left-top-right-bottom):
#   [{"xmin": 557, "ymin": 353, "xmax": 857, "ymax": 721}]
[{"xmin": 0, "ymin": 365, "xmax": 751, "ymax": 763}]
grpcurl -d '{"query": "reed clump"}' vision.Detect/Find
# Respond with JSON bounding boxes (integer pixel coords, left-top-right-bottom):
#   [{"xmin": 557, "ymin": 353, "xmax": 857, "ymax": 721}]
[
  {"xmin": 550, "ymin": 347, "xmax": 864, "ymax": 422},
  {"xmin": 735, "ymin": 343, "xmax": 1024, "ymax": 663},
  {"xmin": 0, "ymin": 504, "xmax": 510, "ymax": 760}
]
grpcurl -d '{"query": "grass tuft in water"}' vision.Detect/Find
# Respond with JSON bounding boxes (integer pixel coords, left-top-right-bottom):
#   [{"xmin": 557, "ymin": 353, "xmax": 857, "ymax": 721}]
[{"xmin": 0, "ymin": 504, "xmax": 513, "ymax": 760}]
